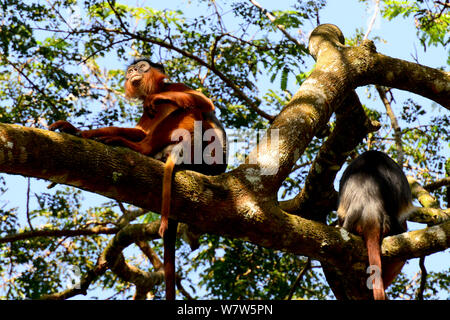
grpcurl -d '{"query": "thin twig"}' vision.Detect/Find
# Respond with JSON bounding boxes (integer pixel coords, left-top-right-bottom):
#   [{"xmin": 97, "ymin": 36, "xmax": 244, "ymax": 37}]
[
  {"xmin": 176, "ymin": 276, "xmax": 194, "ymax": 300},
  {"xmin": 363, "ymin": 0, "xmax": 380, "ymax": 40},
  {"xmin": 136, "ymin": 240, "xmax": 163, "ymax": 270},
  {"xmin": 137, "ymin": 240, "xmax": 194, "ymax": 299},
  {"xmin": 211, "ymin": 0, "xmax": 227, "ymax": 33},
  {"xmin": 107, "ymin": 0, "xmax": 130, "ymax": 33},
  {"xmin": 40, "ymin": 257, "xmax": 109, "ymax": 300},
  {"xmin": 30, "ymin": 22, "xmax": 275, "ymax": 121},
  {"xmin": 376, "ymin": 85, "xmax": 404, "ymax": 164},
  {"xmin": 0, "ymin": 226, "xmax": 119, "ymax": 243},
  {"xmin": 7, "ymin": 58, "xmax": 47, "ymax": 96},
  {"xmin": 26, "ymin": 177, "xmax": 34, "ymax": 231},
  {"xmin": 248, "ymin": 0, "xmax": 305, "ymax": 47},
  {"xmin": 286, "ymin": 258, "xmax": 311, "ymax": 300},
  {"xmin": 97, "ymin": 26, "xmax": 274, "ymax": 121},
  {"xmin": 416, "ymin": 256, "xmax": 427, "ymax": 300}
]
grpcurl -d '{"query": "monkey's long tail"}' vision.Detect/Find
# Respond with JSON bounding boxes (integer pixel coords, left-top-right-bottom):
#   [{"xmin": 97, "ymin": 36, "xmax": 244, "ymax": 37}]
[
  {"xmin": 163, "ymin": 219, "xmax": 178, "ymax": 300},
  {"xmin": 160, "ymin": 154, "xmax": 176, "ymax": 237},
  {"xmin": 365, "ymin": 229, "xmax": 386, "ymax": 300},
  {"xmin": 160, "ymin": 153, "xmax": 177, "ymax": 300}
]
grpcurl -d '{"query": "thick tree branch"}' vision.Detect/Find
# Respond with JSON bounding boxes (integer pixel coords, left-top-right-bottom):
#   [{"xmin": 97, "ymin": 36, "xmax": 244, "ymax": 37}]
[
  {"xmin": 381, "ymin": 221, "xmax": 450, "ymax": 260},
  {"xmin": 250, "ymin": 24, "xmax": 448, "ymax": 197},
  {"xmin": 0, "ymin": 124, "xmax": 447, "ymax": 269},
  {"xmin": 367, "ymin": 51, "xmax": 450, "ymax": 108},
  {"xmin": 323, "ymin": 219, "xmax": 450, "ymax": 300},
  {"xmin": 424, "ymin": 177, "xmax": 450, "ymax": 192},
  {"xmin": 280, "ymin": 91, "xmax": 381, "ymax": 220},
  {"xmin": 407, "ymin": 176, "xmax": 450, "ymax": 225},
  {"xmin": 410, "ymin": 207, "xmax": 450, "ymax": 225},
  {"xmin": 104, "ymin": 222, "xmax": 165, "ymax": 292},
  {"xmin": 409, "ymin": 176, "xmax": 441, "ymax": 209}
]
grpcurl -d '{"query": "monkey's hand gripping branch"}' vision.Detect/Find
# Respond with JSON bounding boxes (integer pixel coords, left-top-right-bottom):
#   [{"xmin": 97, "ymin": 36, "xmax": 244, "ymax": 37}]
[{"xmin": 48, "ymin": 120, "xmax": 82, "ymax": 136}]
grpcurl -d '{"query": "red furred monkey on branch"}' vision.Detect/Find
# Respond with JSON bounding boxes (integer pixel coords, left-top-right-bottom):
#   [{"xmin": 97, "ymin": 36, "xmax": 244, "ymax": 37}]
[
  {"xmin": 337, "ymin": 151, "xmax": 413, "ymax": 300},
  {"xmin": 49, "ymin": 58, "xmax": 227, "ymax": 300}
]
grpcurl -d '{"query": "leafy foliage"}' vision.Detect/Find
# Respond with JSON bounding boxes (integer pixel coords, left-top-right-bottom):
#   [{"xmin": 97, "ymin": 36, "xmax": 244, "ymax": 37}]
[
  {"xmin": 382, "ymin": 0, "xmax": 450, "ymax": 51},
  {"xmin": 0, "ymin": 0, "xmax": 448, "ymax": 299}
]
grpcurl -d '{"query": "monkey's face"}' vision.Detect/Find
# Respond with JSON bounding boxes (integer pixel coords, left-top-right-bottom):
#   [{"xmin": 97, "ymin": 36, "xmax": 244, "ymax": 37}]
[
  {"xmin": 126, "ymin": 60, "xmax": 151, "ymax": 87},
  {"xmin": 125, "ymin": 60, "xmax": 166, "ymax": 100}
]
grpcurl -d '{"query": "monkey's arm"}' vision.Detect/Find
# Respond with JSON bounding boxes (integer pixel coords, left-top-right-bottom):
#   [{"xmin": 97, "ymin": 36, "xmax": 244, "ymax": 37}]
[
  {"xmin": 144, "ymin": 90, "xmax": 214, "ymax": 117},
  {"xmin": 99, "ymin": 108, "xmax": 202, "ymax": 156},
  {"xmin": 49, "ymin": 121, "xmax": 147, "ymax": 142}
]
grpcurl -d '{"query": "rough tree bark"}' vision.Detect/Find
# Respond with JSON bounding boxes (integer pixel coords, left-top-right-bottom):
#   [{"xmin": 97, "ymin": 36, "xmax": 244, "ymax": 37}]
[{"xmin": 0, "ymin": 24, "xmax": 449, "ymax": 299}]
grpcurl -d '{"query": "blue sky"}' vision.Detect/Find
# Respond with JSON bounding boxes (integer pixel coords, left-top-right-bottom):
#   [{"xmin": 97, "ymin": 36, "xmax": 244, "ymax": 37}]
[{"xmin": 2, "ymin": 0, "xmax": 448, "ymax": 299}]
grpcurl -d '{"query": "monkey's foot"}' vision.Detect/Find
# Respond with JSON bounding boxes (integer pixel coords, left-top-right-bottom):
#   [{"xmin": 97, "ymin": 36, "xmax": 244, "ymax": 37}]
[{"xmin": 159, "ymin": 220, "xmax": 168, "ymax": 238}]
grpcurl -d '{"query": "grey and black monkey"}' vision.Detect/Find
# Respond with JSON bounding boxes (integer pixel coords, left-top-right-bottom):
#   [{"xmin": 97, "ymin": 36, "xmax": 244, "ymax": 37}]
[{"xmin": 337, "ymin": 150, "xmax": 414, "ymax": 300}]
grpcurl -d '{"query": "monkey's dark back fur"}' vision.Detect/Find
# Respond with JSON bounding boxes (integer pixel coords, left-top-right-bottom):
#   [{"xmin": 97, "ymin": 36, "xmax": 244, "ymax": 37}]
[{"xmin": 338, "ymin": 151, "xmax": 412, "ymax": 236}]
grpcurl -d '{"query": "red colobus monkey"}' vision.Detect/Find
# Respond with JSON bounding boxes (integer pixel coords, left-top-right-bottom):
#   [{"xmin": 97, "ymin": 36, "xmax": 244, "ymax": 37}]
[
  {"xmin": 337, "ymin": 150, "xmax": 413, "ymax": 300},
  {"xmin": 50, "ymin": 58, "xmax": 227, "ymax": 300}
]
